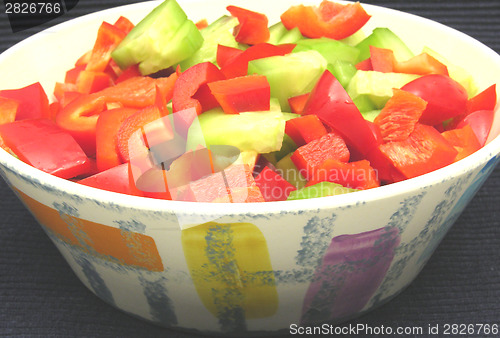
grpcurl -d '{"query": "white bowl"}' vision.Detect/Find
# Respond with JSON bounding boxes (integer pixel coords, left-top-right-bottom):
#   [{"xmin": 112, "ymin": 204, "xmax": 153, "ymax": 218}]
[{"xmin": 0, "ymin": 0, "xmax": 499, "ymax": 335}]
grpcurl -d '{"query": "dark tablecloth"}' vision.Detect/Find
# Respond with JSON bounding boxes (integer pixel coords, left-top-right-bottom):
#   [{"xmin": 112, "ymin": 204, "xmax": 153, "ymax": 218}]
[{"xmin": 1, "ymin": 1, "xmax": 499, "ymax": 337}]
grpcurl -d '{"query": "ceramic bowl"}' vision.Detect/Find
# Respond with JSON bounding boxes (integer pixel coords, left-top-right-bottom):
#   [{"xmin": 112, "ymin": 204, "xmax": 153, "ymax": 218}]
[{"xmin": 0, "ymin": 0, "xmax": 499, "ymax": 335}]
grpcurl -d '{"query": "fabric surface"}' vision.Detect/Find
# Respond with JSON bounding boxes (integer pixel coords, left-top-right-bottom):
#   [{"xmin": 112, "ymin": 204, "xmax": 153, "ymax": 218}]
[{"xmin": 0, "ymin": 1, "xmax": 499, "ymax": 337}]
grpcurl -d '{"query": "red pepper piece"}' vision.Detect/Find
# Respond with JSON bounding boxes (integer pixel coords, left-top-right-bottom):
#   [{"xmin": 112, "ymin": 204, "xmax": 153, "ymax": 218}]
[
  {"xmin": 56, "ymin": 74, "xmax": 178, "ymax": 155},
  {"xmin": 280, "ymin": 0, "xmax": 370, "ymax": 40},
  {"xmin": 0, "ymin": 118, "xmax": 91, "ymax": 178},
  {"xmin": 291, "ymin": 132, "xmax": 350, "ymax": 180},
  {"xmin": 466, "ymin": 84, "xmax": 497, "ymax": 114},
  {"xmin": 394, "ymin": 53, "xmax": 448, "ymax": 76},
  {"xmin": 207, "ymin": 75, "xmax": 270, "ymax": 114},
  {"xmin": 285, "ymin": 115, "xmax": 327, "ymax": 146},
  {"xmin": 95, "ymin": 107, "xmax": 138, "ymax": 172},
  {"xmin": 288, "ymin": 93, "xmax": 310, "ymax": 115},
  {"xmin": 255, "ymin": 166, "xmax": 296, "ymax": 201},
  {"xmin": 454, "ymin": 109, "xmax": 495, "ymax": 147},
  {"xmin": 355, "ymin": 58, "xmax": 373, "ymax": 71},
  {"xmin": 195, "ymin": 18, "xmax": 209, "ymax": 30},
  {"xmin": 86, "ymin": 21, "xmax": 127, "ymax": 73},
  {"xmin": 0, "ymin": 97, "xmax": 19, "ymax": 124},
  {"xmin": 216, "ymin": 44, "xmax": 244, "ymax": 68},
  {"xmin": 172, "ymin": 62, "xmax": 225, "ymax": 115},
  {"xmin": 227, "ymin": 5, "xmax": 270, "ymax": 45},
  {"xmin": 65, "ymin": 64, "xmax": 87, "ymax": 84},
  {"xmin": 113, "ymin": 16, "xmax": 135, "ymax": 34},
  {"xmin": 0, "ymin": 82, "xmax": 50, "ymax": 121},
  {"xmin": 307, "ymin": 159, "xmax": 380, "ymax": 190},
  {"xmin": 374, "ymin": 88, "xmax": 427, "ymax": 142},
  {"xmin": 78, "ymin": 163, "xmax": 144, "ymax": 196},
  {"xmin": 441, "ymin": 124, "xmax": 481, "ymax": 162},
  {"xmin": 220, "ymin": 43, "xmax": 296, "ymax": 79},
  {"xmin": 379, "ymin": 123, "xmax": 458, "ymax": 179},
  {"xmin": 76, "ymin": 70, "xmax": 113, "ymax": 94},
  {"xmin": 368, "ymin": 46, "xmax": 394, "ymax": 73},
  {"xmin": 115, "ymin": 65, "xmax": 142, "ymax": 84}
]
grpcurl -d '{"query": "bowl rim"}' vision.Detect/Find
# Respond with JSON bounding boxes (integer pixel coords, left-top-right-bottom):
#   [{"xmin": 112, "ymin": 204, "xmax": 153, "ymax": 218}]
[{"xmin": 0, "ymin": 0, "xmax": 499, "ymax": 217}]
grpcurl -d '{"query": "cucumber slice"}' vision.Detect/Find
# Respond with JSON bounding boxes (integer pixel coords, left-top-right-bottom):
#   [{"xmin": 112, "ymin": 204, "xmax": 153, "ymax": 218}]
[
  {"xmin": 268, "ymin": 22, "xmax": 303, "ymax": 45},
  {"xmin": 186, "ymin": 100, "xmax": 286, "ymax": 154},
  {"xmin": 355, "ymin": 27, "xmax": 414, "ymax": 63},
  {"xmin": 179, "ymin": 15, "xmax": 239, "ymax": 70},
  {"xmin": 294, "ymin": 37, "xmax": 360, "ymax": 65},
  {"xmin": 248, "ymin": 50, "xmax": 327, "ymax": 111},
  {"xmin": 347, "ymin": 70, "xmax": 419, "ymax": 109},
  {"xmin": 328, "ymin": 60, "xmax": 358, "ymax": 89},
  {"xmin": 275, "ymin": 154, "xmax": 307, "ymax": 189},
  {"xmin": 287, "ymin": 182, "xmax": 357, "ymax": 200},
  {"xmin": 111, "ymin": 0, "xmax": 203, "ymax": 75},
  {"xmin": 361, "ymin": 109, "xmax": 381, "ymax": 122}
]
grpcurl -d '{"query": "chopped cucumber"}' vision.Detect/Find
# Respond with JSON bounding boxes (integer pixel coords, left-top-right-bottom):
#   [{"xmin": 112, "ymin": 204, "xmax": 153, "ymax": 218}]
[
  {"xmin": 111, "ymin": 0, "xmax": 203, "ymax": 75},
  {"xmin": 328, "ymin": 60, "xmax": 358, "ymax": 89},
  {"xmin": 186, "ymin": 100, "xmax": 286, "ymax": 154},
  {"xmin": 179, "ymin": 15, "xmax": 239, "ymax": 70},
  {"xmin": 248, "ymin": 50, "xmax": 327, "ymax": 111},
  {"xmin": 361, "ymin": 109, "xmax": 381, "ymax": 122},
  {"xmin": 347, "ymin": 70, "xmax": 419, "ymax": 109},
  {"xmin": 275, "ymin": 154, "xmax": 307, "ymax": 189},
  {"xmin": 294, "ymin": 37, "xmax": 360, "ymax": 65},
  {"xmin": 287, "ymin": 182, "xmax": 357, "ymax": 200},
  {"xmin": 355, "ymin": 27, "xmax": 414, "ymax": 63},
  {"xmin": 268, "ymin": 22, "xmax": 303, "ymax": 45}
]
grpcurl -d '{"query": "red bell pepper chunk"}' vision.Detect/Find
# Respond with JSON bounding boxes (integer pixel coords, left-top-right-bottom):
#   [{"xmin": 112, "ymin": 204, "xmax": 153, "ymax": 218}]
[
  {"xmin": 207, "ymin": 75, "xmax": 270, "ymax": 114},
  {"xmin": 113, "ymin": 16, "xmax": 135, "ymax": 34},
  {"xmin": 195, "ymin": 18, "xmax": 209, "ymax": 30},
  {"xmin": 0, "ymin": 97, "xmax": 19, "ymax": 125},
  {"xmin": 172, "ymin": 62, "xmax": 225, "ymax": 115},
  {"xmin": 65, "ymin": 64, "xmax": 86, "ymax": 84},
  {"xmin": 466, "ymin": 84, "xmax": 497, "ymax": 114},
  {"xmin": 76, "ymin": 70, "xmax": 113, "ymax": 94},
  {"xmin": 280, "ymin": 0, "xmax": 370, "ymax": 40},
  {"xmin": 78, "ymin": 163, "xmax": 144, "ymax": 197},
  {"xmin": 307, "ymin": 159, "xmax": 380, "ymax": 190},
  {"xmin": 355, "ymin": 58, "xmax": 373, "ymax": 71},
  {"xmin": 96, "ymin": 107, "xmax": 138, "ymax": 172},
  {"xmin": 227, "ymin": 5, "xmax": 270, "ymax": 45},
  {"xmin": 379, "ymin": 123, "xmax": 458, "ymax": 179},
  {"xmin": 441, "ymin": 124, "xmax": 481, "ymax": 162},
  {"xmin": 86, "ymin": 21, "xmax": 127, "ymax": 73},
  {"xmin": 0, "ymin": 82, "xmax": 50, "ymax": 121},
  {"xmin": 285, "ymin": 115, "xmax": 327, "ymax": 146},
  {"xmin": 56, "ymin": 74, "xmax": 178, "ymax": 156},
  {"xmin": 368, "ymin": 46, "xmax": 394, "ymax": 73},
  {"xmin": 0, "ymin": 118, "xmax": 91, "ymax": 178},
  {"xmin": 220, "ymin": 43, "xmax": 296, "ymax": 79},
  {"xmin": 291, "ymin": 132, "xmax": 350, "ymax": 180},
  {"xmin": 255, "ymin": 166, "xmax": 296, "ymax": 201},
  {"xmin": 115, "ymin": 65, "xmax": 142, "ymax": 84},
  {"xmin": 454, "ymin": 109, "xmax": 495, "ymax": 147},
  {"xmin": 216, "ymin": 44, "xmax": 244, "ymax": 68},
  {"xmin": 394, "ymin": 53, "xmax": 448, "ymax": 76},
  {"xmin": 373, "ymin": 88, "xmax": 427, "ymax": 142},
  {"xmin": 288, "ymin": 93, "xmax": 310, "ymax": 115}
]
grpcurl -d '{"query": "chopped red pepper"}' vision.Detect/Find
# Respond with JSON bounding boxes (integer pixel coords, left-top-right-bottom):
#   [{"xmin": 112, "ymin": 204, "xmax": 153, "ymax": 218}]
[
  {"xmin": 216, "ymin": 44, "xmax": 244, "ymax": 68},
  {"xmin": 379, "ymin": 123, "xmax": 458, "ymax": 179},
  {"xmin": 0, "ymin": 82, "xmax": 50, "ymax": 121},
  {"xmin": 355, "ymin": 58, "xmax": 373, "ymax": 71},
  {"xmin": 76, "ymin": 70, "xmax": 113, "ymax": 94},
  {"xmin": 0, "ymin": 97, "xmax": 19, "ymax": 125},
  {"xmin": 454, "ymin": 109, "xmax": 495, "ymax": 147},
  {"xmin": 113, "ymin": 16, "xmax": 135, "ymax": 34},
  {"xmin": 374, "ymin": 89, "xmax": 427, "ymax": 142},
  {"xmin": 0, "ymin": 118, "xmax": 91, "ymax": 179},
  {"xmin": 285, "ymin": 115, "xmax": 327, "ymax": 146},
  {"xmin": 78, "ymin": 162, "xmax": 144, "ymax": 196},
  {"xmin": 207, "ymin": 75, "xmax": 270, "ymax": 114},
  {"xmin": 288, "ymin": 93, "xmax": 310, "ymax": 115},
  {"xmin": 441, "ymin": 124, "xmax": 481, "ymax": 162},
  {"xmin": 291, "ymin": 132, "xmax": 350, "ymax": 180},
  {"xmin": 280, "ymin": 0, "xmax": 370, "ymax": 40},
  {"xmin": 172, "ymin": 62, "xmax": 225, "ymax": 115},
  {"xmin": 368, "ymin": 46, "xmax": 394, "ymax": 73},
  {"xmin": 65, "ymin": 64, "xmax": 86, "ymax": 84},
  {"xmin": 254, "ymin": 166, "xmax": 297, "ymax": 201},
  {"xmin": 466, "ymin": 84, "xmax": 497, "ymax": 114},
  {"xmin": 85, "ymin": 21, "xmax": 127, "ymax": 73},
  {"xmin": 115, "ymin": 65, "xmax": 142, "ymax": 84},
  {"xmin": 220, "ymin": 43, "xmax": 296, "ymax": 79},
  {"xmin": 227, "ymin": 5, "xmax": 270, "ymax": 45},
  {"xmin": 95, "ymin": 107, "xmax": 138, "ymax": 172},
  {"xmin": 195, "ymin": 18, "xmax": 209, "ymax": 30},
  {"xmin": 307, "ymin": 159, "xmax": 380, "ymax": 190}
]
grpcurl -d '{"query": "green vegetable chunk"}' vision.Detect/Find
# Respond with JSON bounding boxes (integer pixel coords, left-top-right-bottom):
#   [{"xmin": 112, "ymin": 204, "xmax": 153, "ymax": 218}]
[
  {"xmin": 287, "ymin": 182, "xmax": 357, "ymax": 200},
  {"xmin": 111, "ymin": 0, "xmax": 203, "ymax": 75},
  {"xmin": 355, "ymin": 27, "xmax": 414, "ymax": 63}
]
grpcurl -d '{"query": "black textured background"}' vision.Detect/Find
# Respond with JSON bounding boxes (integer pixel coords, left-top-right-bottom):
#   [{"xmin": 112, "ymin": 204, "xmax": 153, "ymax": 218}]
[{"xmin": 1, "ymin": 1, "xmax": 499, "ymax": 337}]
